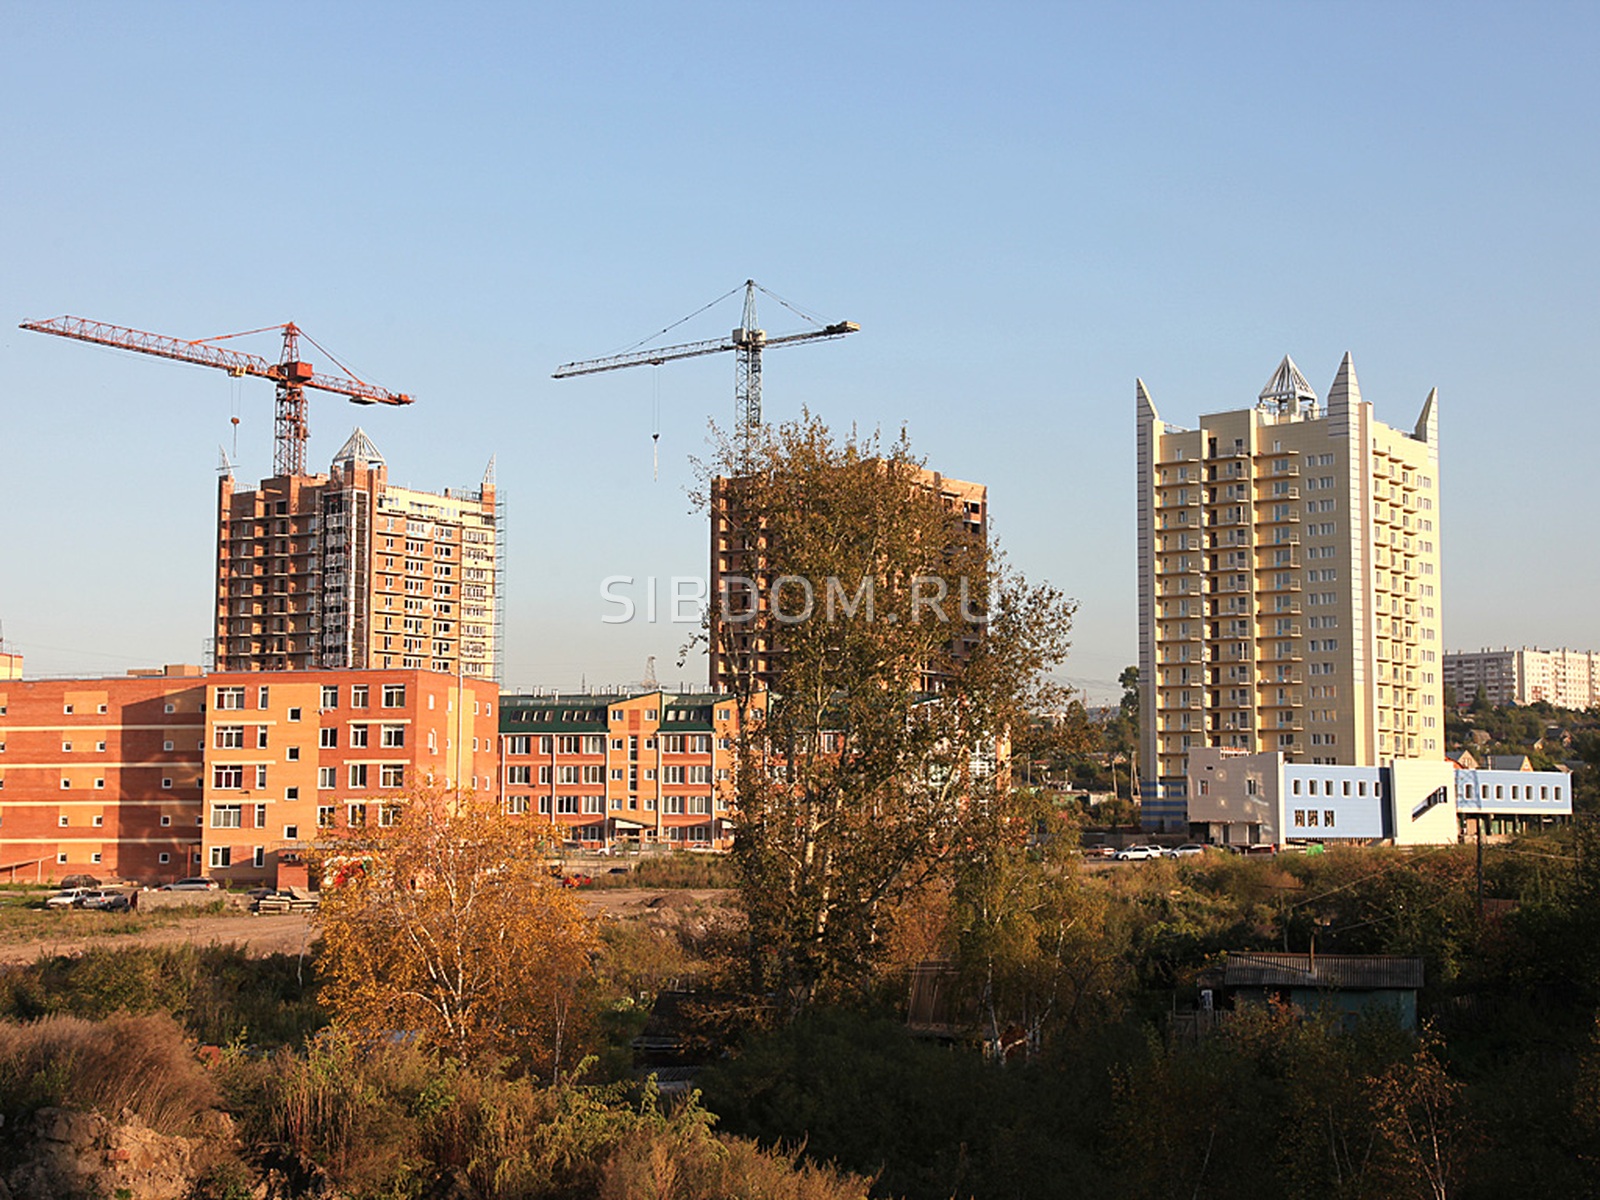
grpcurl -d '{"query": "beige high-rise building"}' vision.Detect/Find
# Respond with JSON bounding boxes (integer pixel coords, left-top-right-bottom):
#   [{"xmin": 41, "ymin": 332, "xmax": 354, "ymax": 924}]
[
  {"xmin": 1136, "ymin": 354, "xmax": 1442, "ymax": 831},
  {"xmin": 215, "ymin": 429, "xmax": 500, "ymax": 681}
]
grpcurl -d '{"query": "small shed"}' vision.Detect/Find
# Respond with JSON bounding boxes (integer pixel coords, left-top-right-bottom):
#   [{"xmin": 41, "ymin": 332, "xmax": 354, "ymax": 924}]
[{"xmin": 1222, "ymin": 952, "xmax": 1424, "ymax": 1030}]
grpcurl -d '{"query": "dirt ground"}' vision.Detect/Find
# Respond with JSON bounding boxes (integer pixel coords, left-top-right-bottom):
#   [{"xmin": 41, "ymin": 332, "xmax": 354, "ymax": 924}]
[{"xmin": 0, "ymin": 888, "xmax": 729, "ymax": 964}]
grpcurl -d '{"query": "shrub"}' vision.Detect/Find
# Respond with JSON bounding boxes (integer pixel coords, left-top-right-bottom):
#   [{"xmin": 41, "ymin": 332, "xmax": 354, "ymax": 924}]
[{"xmin": 0, "ymin": 1012, "xmax": 217, "ymax": 1138}]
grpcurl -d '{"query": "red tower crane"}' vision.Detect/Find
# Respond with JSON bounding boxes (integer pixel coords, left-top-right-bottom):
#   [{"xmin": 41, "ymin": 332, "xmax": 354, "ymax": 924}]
[{"xmin": 19, "ymin": 316, "xmax": 415, "ymax": 477}]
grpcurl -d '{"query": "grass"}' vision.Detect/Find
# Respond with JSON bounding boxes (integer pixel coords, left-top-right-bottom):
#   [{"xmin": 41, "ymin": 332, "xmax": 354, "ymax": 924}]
[{"xmin": 0, "ymin": 890, "xmax": 238, "ymax": 946}]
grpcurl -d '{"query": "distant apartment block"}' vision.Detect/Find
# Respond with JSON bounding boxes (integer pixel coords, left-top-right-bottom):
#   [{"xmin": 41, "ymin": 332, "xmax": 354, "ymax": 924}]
[
  {"xmin": 498, "ymin": 690, "xmax": 745, "ymax": 850},
  {"xmin": 1443, "ymin": 647, "xmax": 1599, "ymax": 711},
  {"xmin": 0, "ymin": 664, "xmax": 207, "ymax": 882},
  {"xmin": 709, "ymin": 467, "xmax": 986, "ymax": 693},
  {"xmin": 215, "ymin": 429, "xmax": 500, "ymax": 680},
  {"xmin": 1137, "ymin": 354, "xmax": 1443, "ymax": 831}
]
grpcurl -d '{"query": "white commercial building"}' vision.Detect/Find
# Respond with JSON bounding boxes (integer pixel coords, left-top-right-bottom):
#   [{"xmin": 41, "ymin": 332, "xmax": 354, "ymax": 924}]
[
  {"xmin": 1443, "ymin": 647, "xmax": 1599, "ymax": 711},
  {"xmin": 1186, "ymin": 746, "xmax": 1570, "ymax": 847}
]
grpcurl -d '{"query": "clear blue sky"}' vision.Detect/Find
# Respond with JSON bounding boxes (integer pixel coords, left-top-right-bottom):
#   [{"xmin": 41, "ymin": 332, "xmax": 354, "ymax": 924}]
[{"xmin": 2, "ymin": 2, "xmax": 1595, "ymax": 703}]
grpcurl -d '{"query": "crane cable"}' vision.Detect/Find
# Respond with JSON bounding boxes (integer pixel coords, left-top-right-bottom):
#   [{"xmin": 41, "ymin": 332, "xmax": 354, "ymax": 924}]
[{"xmin": 652, "ymin": 367, "xmax": 661, "ymax": 482}]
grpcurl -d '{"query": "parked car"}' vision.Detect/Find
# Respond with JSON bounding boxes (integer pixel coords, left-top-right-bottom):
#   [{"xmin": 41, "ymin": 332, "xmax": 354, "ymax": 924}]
[
  {"xmin": 80, "ymin": 889, "xmax": 134, "ymax": 912},
  {"xmin": 1114, "ymin": 844, "xmax": 1162, "ymax": 861},
  {"xmin": 45, "ymin": 887, "xmax": 97, "ymax": 908},
  {"xmin": 159, "ymin": 877, "xmax": 220, "ymax": 891},
  {"xmin": 1170, "ymin": 843, "xmax": 1208, "ymax": 858},
  {"xmin": 1081, "ymin": 845, "xmax": 1116, "ymax": 860}
]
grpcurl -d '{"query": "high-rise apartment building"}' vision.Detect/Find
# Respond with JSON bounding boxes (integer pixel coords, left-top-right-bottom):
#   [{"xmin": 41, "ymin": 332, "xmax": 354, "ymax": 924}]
[
  {"xmin": 708, "ymin": 467, "xmax": 987, "ymax": 694},
  {"xmin": 1443, "ymin": 647, "xmax": 1600, "ymax": 711},
  {"xmin": 1136, "ymin": 354, "xmax": 1443, "ymax": 831},
  {"xmin": 215, "ymin": 429, "xmax": 500, "ymax": 680}
]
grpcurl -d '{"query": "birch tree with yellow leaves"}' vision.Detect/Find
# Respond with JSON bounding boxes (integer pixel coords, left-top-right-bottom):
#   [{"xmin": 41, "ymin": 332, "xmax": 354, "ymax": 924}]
[{"xmin": 315, "ymin": 784, "xmax": 598, "ymax": 1077}]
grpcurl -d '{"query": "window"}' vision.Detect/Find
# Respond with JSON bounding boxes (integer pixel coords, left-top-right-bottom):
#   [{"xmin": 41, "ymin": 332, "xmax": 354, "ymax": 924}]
[
  {"xmin": 256, "ymin": 764, "xmax": 268, "ymax": 788},
  {"xmin": 664, "ymin": 765, "xmax": 685, "ymax": 784},
  {"xmin": 382, "ymin": 684, "xmax": 406, "ymax": 708},
  {"xmin": 556, "ymin": 795, "xmax": 580, "ymax": 814},
  {"xmin": 57, "ymin": 853, "xmax": 67, "ymax": 865},
  {"xmin": 63, "ymin": 704, "xmax": 74, "ymax": 714},
  {"xmin": 257, "ymin": 687, "xmax": 270, "ymax": 709},
  {"xmin": 257, "ymin": 726, "xmax": 269, "ymax": 749},
  {"xmin": 158, "ymin": 853, "xmax": 170, "ymax": 864},
  {"xmin": 318, "ymin": 766, "xmax": 336, "ymax": 789},
  {"xmin": 381, "ymin": 724, "xmax": 406, "ymax": 748},
  {"xmin": 320, "ymin": 727, "xmax": 338, "ymax": 749},
  {"xmin": 211, "ymin": 804, "xmax": 243, "ymax": 828},
  {"xmin": 380, "ymin": 763, "xmax": 404, "ymax": 788},
  {"xmin": 210, "ymin": 846, "xmax": 232, "ymax": 868},
  {"xmin": 582, "ymin": 765, "xmax": 603, "ymax": 784},
  {"xmin": 317, "ymin": 806, "xmax": 336, "ymax": 827},
  {"xmin": 351, "ymin": 685, "xmax": 369, "ymax": 708},
  {"xmin": 286, "ymin": 746, "xmax": 300, "ymax": 762},
  {"xmin": 59, "ymin": 814, "xmax": 69, "ymax": 827},
  {"xmin": 378, "ymin": 804, "xmax": 401, "ymax": 827},
  {"xmin": 216, "ymin": 687, "xmax": 245, "ymax": 710},
  {"xmin": 213, "ymin": 764, "xmax": 243, "ymax": 789},
  {"xmin": 350, "ymin": 725, "xmax": 369, "ymax": 748},
  {"xmin": 321, "ymin": 685, "xmax": 339, "ymax": 708},
  {"xmin": 348, "ymin": 803, "xmax": 367, "ymax": 827},
  {"xmin": 508, "ymin": 735, "xmax": 530, "ymax": 755},
  {"xmin": 507, "ymin": 765, "xmax": 532, "ymax": 785},
  {"xmin": 160, "ymin": 815, "xmax": 172, "ymax": 827},
  {"xmin": 506, "ymin": 795, "xmax": 529, "ymax": 815},
  {"xmin": 582, "ymin": 795, "xmax": 605, "ymax": 814},
  {"xmin": 349, "ymin": 764, "xmax": 369, "ymax": 788},
  {"xmin": 162, "ymin": 778, "xmax": 173, "ymax": 789},
  {"xmin": 215, "ymin": 726, "xmax": 245, "ymax": 749}
]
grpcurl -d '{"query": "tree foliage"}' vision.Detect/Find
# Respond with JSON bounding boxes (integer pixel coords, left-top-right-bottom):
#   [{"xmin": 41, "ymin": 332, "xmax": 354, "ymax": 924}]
[
  {"xmin": 699, "ymin": 415, "xmax": 1077, "ymax": 1011},
  {"xmin": 315, "ymin": 785, "xmax": 598, "ymax": 1075}
]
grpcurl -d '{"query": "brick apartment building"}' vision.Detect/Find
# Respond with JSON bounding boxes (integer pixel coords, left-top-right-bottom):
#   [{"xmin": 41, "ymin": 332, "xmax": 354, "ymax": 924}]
[
  {"xmin": 497, "ymin": 690, "xmax": 748, "ymax": 850},
  {"xmin": 709, "ymin": 466, "xmax": 987, "ymax": 693},
  {"xmin": 0, "ymin": 662, "xmax": 208, "ymax": 883},
  {"xmin": 199, "ymin": 668, "xmax": 500, "ymax": 888}
]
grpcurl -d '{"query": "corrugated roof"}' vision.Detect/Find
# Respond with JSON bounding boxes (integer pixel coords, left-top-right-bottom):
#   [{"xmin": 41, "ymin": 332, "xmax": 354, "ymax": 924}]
[{"xmin": 1223, "ymin": 952, "xmax": 1424, "ymax": 991}]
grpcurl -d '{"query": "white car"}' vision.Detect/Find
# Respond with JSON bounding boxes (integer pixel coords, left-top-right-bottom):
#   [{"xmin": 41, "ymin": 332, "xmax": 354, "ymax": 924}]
[
  {"xmin": 1170, "ymin": 843, "xmax": 1208, "ymax": 858},
  {"xmin": 45, "ymin": 887, "xmax": 96, "ymax": 908},
  {"xmin": 1114, "ymin": 844, "xmax": 1162, "ymax": 861}
]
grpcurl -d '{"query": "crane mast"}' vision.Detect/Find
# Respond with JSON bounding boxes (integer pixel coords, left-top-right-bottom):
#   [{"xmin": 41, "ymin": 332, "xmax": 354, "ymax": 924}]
[{"xmin": 19, "ymin": 315, "xmax": 414, "ymax": 476}]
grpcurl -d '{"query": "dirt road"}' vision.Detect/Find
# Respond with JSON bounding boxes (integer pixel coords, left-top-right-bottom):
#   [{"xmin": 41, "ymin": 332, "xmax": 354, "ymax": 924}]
[{"xmin": 0, "ymin": 888, "xmax": 730, "ymax": 964}]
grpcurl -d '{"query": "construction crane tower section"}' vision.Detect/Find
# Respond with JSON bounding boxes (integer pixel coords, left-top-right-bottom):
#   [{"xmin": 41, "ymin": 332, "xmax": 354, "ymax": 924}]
[
  {"xmin": 552, "ymin": 280, "xmax": 858, "ymax": 446},
  {"xmin": 20, "ymin": 315, "xmax": 414, "ymax": 477}
]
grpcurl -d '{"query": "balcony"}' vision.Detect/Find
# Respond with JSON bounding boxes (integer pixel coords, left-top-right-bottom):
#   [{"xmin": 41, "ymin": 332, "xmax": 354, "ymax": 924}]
[
  {"xmin": 1259, "ymin": 601, "xmax": 1302, "ymax": 617},
  {"xmin": 1255, "ymin": 572, "xmax": 1302, "ymax": 591},
  {"xmin": 1259, "ymin": 644, "xmax": 1304, "ymax": 663},
  {"xmin": 1258, "ymin": 486, "xmax": 1300, "ymax": 502}
]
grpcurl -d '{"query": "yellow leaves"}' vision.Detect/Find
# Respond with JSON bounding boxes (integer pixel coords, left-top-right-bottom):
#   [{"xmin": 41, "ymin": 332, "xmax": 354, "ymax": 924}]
[{"xmin": 315, "ymin": 784, "xmax": 600, "ymax": 1076}]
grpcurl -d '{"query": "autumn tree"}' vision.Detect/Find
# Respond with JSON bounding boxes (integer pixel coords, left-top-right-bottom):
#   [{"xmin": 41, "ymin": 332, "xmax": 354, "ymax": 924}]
[
  {"xmin": 950, "ymin": 791, "xmax": 1126, "ymax": 1059},
  {"xmin": 698, "ymin": 414, "xmax": 1076, "ymax": 1011},
  {"xmin": 315, "ymin": 784, "xmax": 598, "ymax": 1076}
]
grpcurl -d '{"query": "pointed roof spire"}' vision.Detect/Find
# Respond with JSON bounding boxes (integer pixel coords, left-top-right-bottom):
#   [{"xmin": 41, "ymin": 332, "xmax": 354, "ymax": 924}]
[
  {"xmin": 1326, "ymin": 352, "xmax": 1361, "ymax": 409},
  {"xmin": 1259, "ymin": 355, "xmax": 1318, "ymax": 410},
  {"xmin": 482, "ymin": 453, "xmax": 497, "ymax": 489},
  {"xmin": 1136, "ymin": 377, "xmax": 1159, "ymax": 420},
  {"xmin": 1413, "ymin": 387, "xmax": 1437, "ymax": 445},
  {"xmin": 332, "ymin": 427, "xmax": 385, "ymax": 467}
]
